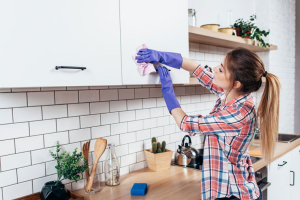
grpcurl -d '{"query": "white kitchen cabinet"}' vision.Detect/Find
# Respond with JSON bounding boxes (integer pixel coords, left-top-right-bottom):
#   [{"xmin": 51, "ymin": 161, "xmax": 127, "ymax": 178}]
[
  {"xmin": 290, "ymin": 146, "xmax": 300, "ymax": 199},
  {"xmin": 268, "ymin": 151, "xmax": 292, "ymax": 200},
  {"xmin": 0, "ymin": 0, "xmax": 122, "ymax": 88},
  {"xmin": 120, "ymin": 0, "xmax": 189, "ymax": 85}
]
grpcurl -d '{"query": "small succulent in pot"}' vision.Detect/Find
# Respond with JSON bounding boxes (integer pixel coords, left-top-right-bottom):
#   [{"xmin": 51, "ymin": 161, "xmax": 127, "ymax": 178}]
[
  {"xmin": 151, "ymin": 137, "xmax": 167, "ymax": 154},
  {"xmin": 40, "ymin": 141, "xmax": 88, "ymax": 200}
]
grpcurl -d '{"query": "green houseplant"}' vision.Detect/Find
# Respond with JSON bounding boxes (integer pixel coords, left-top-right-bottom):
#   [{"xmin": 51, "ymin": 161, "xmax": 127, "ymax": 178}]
[
  {"xmin": 231, "ymin": 14, "xmax": 271, "ymax": 49},
  {"xmin": 40, "ymin": 142, "xmax": 88, "ymax": 200}
]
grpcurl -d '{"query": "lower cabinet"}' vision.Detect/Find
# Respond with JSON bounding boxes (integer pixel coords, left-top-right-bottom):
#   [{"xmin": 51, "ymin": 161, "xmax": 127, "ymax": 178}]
[{"xmin": 268, "ymin": 145, "xmax": 300, "ymax": 200}]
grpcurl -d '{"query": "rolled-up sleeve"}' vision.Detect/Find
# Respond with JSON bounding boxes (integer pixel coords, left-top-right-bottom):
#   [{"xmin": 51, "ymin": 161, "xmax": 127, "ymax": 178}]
[
  {"xmin": 180, "ymin": 105, "xmax": 247, "ymax": 137},
  {"xmin": 193, "ymin": 65, "xmax": 224, "ymax": 97}
]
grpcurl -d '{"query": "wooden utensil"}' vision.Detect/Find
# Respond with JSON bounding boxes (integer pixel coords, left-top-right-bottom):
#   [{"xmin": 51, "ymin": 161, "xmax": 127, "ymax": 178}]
[
  {"xmin": 84, "ymin": 138, "xmax": 107, "ymax": 193},
  {"xmin": 82, "ymin": 140, "xmax": 90, "ymax": 182}
]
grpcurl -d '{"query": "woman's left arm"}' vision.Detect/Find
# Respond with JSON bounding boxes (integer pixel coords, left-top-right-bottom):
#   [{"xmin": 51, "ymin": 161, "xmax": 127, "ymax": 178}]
[{"xmin": 171, "ymin": 108, "xmax": 187, "ymax": 129}]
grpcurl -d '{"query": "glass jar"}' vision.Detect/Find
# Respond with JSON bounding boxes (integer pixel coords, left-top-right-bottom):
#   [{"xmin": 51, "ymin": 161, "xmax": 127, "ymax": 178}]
[
  {"xmin": 188, "ymin": 9, "xmax": 197, "ymax": 27},
  {"xmin": 104, "ymin": 143, "xmax": 120, "ymax": 186}
]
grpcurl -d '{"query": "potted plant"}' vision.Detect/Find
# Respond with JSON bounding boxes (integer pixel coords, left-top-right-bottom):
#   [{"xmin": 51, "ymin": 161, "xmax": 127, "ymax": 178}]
[
  {"xmin": 231, "ymin": 14, "xmax": 271, "ymax": 49},
  {"xmin": 40, "ymin": 142, "xmax": 88, "ymax": 200},
  {"xmin": 144, "ymin": 137, "xmax": 173, "ymax": 171}
]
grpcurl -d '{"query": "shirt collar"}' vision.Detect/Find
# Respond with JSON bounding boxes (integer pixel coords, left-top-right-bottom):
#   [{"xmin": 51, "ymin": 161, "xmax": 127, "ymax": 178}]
[{"xmin": 221, "ymin": 93, "xmax": 253, "ymax": 106}]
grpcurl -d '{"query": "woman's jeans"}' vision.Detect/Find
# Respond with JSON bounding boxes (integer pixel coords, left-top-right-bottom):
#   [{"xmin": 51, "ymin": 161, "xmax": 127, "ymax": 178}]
[{"xmin": 215, "ymin": 187, "xmax": 262, "ymax": 200}]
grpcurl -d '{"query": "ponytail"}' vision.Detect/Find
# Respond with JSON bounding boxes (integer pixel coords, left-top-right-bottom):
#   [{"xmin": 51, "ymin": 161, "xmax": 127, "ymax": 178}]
[{"xmin": 257, "ymin": 73, "xmax": 281, "ymax": 164}]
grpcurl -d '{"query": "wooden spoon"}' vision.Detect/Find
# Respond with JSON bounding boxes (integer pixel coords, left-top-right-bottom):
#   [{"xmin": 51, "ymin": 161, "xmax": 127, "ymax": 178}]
[
  {"xmin": 84, "ymin": 138, "xmax": 107, "ymax": 193},
  {"xmin": 82, "ymin": 141, "xmax": 90, "ymax": 182}
]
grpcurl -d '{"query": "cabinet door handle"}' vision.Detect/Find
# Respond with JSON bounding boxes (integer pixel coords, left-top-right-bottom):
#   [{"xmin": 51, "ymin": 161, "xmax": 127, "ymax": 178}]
[
  {"xmin": 55, "ymin": 66, "xmax": 86, "ymax": 71},
  {"xmin": 278, "ymin": 161, "xmax": 287, "ymax": 166},
  {"xmin": 290, "ymin": 170, "xmax": 295, "ymax": 186}
]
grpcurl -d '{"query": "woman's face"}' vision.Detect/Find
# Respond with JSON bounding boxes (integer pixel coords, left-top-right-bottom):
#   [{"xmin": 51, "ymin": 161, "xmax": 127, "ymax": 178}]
[{"xmin": 212, "ymin": 57, "xmax": 231, "ymax": 90}]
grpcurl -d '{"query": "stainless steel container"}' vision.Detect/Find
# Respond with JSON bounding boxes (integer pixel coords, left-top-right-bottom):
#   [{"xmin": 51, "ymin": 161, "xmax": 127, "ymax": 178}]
[{"xmin": 175, "ymin": 135, "xmax": 200, "ymax": 166}]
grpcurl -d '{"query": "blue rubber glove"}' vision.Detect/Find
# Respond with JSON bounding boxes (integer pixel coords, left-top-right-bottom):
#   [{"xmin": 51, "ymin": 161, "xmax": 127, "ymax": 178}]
[
  {"xmin": 157, "ymin": 66, "xmax": 181, "ymax": 114},
  {"xmin": 135, "ymin": 48, "xmax": 183, "ymax": 69}
]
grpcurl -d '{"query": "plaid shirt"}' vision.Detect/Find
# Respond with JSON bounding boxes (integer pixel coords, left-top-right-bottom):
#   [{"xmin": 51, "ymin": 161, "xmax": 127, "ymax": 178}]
[{"xmin": 180, "ymin": 65, "xmax": 260, "ymax": 200}]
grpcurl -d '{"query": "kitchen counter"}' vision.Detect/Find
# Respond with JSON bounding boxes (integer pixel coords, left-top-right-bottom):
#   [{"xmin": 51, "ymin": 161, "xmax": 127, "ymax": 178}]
[{"xmin": 74, "ymin": 137, "xmax": 300, "ymax": 199}]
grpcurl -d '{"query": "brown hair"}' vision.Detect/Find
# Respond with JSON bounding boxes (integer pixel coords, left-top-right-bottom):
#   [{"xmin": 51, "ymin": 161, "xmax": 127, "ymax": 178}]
[{"xmin": 224, "ymin": 47, "xmax": 281, "ymax": 164}]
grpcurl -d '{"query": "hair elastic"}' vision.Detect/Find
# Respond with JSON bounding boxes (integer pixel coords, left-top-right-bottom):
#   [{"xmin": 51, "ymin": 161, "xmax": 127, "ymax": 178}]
[{"xmin": 262, "ymin": 71, "xmax": 268, "ymax": 77}]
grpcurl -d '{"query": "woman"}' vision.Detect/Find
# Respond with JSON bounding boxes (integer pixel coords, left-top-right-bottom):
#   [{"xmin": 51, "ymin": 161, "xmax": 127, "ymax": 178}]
[{"xmin": 135, "ymin": 47, "xmax": 281, "ymax": 200}]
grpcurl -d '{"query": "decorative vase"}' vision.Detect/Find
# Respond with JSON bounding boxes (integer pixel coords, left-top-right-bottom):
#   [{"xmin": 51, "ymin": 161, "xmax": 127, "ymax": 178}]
[{"xmin": 40, "ymin": 181, "xmax": 70, "ymax": 200}]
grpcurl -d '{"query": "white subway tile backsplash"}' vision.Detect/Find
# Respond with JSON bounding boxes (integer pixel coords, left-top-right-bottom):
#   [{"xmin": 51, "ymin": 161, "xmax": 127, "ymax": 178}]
[
  {"xmin": 103, "ymin": 135, "xmax": 120, "ymax": 146},
  {"xmin": 115, "ymin": 144, "xmax": 129, "ymax": 157},
  {"xmin": 13, "ymin": 106, "xmax": 42, "ymax": 123},
  {"xmin": 55, "ymin": 91, "xmax": 78, "ymax": 104},
  {"xmin": 31, "ymin": 148, "xmax": 54, "ymax": 164},
  {"xmin": 0, "ymin": 122, "xmax": 29, "ymax": 140},
  {"xmin": 15, "ymin": 135, "xmax": 44, "ymax": 153},
  {"xmin": 33, "ymin": 174, "xmax": 57, "ymax": 193},
  {"xmin": 28, "ymin": 92, "xmax": 54, "ymax": 106},
  {"xmin": 0, "ymin": 93, "xmax": 27, "ymax": 108},
  {"xmin": 143, "ymin": 118, "xmax": 156, "ymax": 129},
  {"xmin": 136, "ymin": 129, "xmax": 150, "ymax": 141},
  {"xmin": 17, "ymin": 163, "xmax": 45, "ymax": 182},
  {"xmin": 181, "ymin": 96, "xmax": 191, "ymax": 104},
  {"xmin": 137, "ymin": 151, "xmax": 146, "ymax": 162},
  {"xmin": 128, "ymin": 120, "xmax": 143, "ymax": 132},
  {"xmin": 100, "ymin": 90, "xmax": 118, "ymax": 101},
  {"xmin": 135, "ymin": 88, "xmax": 149, "ymax": 99},
  {"xmin": 156, "ymin": 97, "xmax": 165, "ymax": 107},
  {"xmin": 46, "ymin": 160, "xmax": 56, "ymax": 175},
  {"xmin": 101, "ymin": 112, "xmax": 119, "ymax": 125},
  {"xmin": 120, "ymin": 132, "xmax": 136, "ymax": 145},
  {"xmin": 111, "ymin": 122, "xmax": 127, "ymax": 135},
  {"xmin": 0, "ymin": 140, "xmax": 15, "ymax": 156},
  {"xmin": 0, "ymin": 109, "xmax": 13, "ymax": 124},
  {"xmin": 80, "ymin": 114, "xmax": 100, "ymax": 128},
  {"xmin": 129, "ymin": 162, "xmax": 144, "ymax": 172},
  {"xmin": 0, "ymin": 170, "xmax": 17, "ymax": 187},
  {"xmin": 44, "ymin": 131, "xmax": 69, "ymax": 147},
  {"xmin": 90, "ymin": 102, "xmax": 109, "ymax": 114},
  {"xmin": 68, "ymin": 103, "xmax": 89, "ymax": 117},
  {"xmin": 1, "ymin": 152, "xmax": 31, "ymax": 171},
  {"xmin": 127, "ymin": 99, "xmax": 142, "ymax": 110},
  {"xmin": 119, "ymin": 89, "xmax": 134, "ymax": 100},
  {"xmin": 72, "ymin": 179, "xmax": 84, "ymax": 191},
  {"xmin": 42, "ymin": 105, "xmax": 67, "ymax": 119},
  {"xmin": 129, "ymin": 141, "xmax": 144, "ymax": 153},
  {"xmin": 2, "ymin": 181, "xmax": 32, "ymax": 200},
  {"xmin": 110, "ymin": 100, "xmax": 127, "ymax": 112},
  {"xmin": 119, "ymin": 111, "xmax": 135, "ymax": 122},
  {"xmin": 29, "ymin": 119, "xmax": 56, "ymax": 136},
  {"xmin": 195, "ymin": 52, "xmax": 205, "ymax": 60},
  {"xmin": 69, "ymin": 128, "xmax": 91, "ymax": 143},
  {"xmin": 91, "ymin": 125, "xmax": 110, "ymax": 139},
  {"xmin": 156, "ymin": 116, "xmax": 169, "ymax": 127},
  {"xmin": 120, "ymin": 166, "xmax": 129, "ymax": 176},
  {"xmin": 150, "ymin": 107, "xmax": 164, "ymax": 118},
  {"xmin": 57, "ymin": 117, "xmax": 80, "ymax": 132},
  {"xmin": 164, "ymin": 124, "xmax": 176, "ymax": 135},
  {"xmin": 79, "ymin": 90, "xmax": 99, "ymax": 102},
  {"xmin": 121, "ymin": 153, "xmax": 136, "ymax": 167},
  {"xmin": 136, "ymin": 109, "xmax": 150, "ymax": 120},
  {"xmin": 142, "ymin": 98, "xmax": 156, "ymax": 108},
  {"xmin": 150, "ymin": 127, "xmax": 164, "ymax": 138}
]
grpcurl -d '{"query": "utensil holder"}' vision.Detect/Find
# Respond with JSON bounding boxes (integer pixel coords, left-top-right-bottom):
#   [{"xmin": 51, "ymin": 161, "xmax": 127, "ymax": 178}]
[{"xmin": 84, "ymin": 172, "xmax": 101, "ymax": 194}]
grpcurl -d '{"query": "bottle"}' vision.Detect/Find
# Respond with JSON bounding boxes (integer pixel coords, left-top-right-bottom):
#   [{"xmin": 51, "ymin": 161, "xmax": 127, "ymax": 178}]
[{"xmin": 104, "ymin": 143, "xmax": 120, "ymax": 186}]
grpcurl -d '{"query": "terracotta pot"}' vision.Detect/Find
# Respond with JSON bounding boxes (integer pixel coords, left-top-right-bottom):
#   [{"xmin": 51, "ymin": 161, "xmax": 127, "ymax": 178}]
[{"xmin": 235, "ymin": 27, "xmax": 251, "ymax": 38}]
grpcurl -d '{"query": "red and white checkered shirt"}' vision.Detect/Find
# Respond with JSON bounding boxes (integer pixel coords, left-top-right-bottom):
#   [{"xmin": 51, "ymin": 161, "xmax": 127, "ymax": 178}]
[{"xmin": 180, "ymin": 65, "xmax": 260, "ymax": 200}]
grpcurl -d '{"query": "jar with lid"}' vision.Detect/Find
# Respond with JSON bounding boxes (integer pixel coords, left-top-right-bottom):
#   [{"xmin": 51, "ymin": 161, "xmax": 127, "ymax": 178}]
[{"xmin": 104, "ymin": 143, "xmax": 120, "ymax": 186}]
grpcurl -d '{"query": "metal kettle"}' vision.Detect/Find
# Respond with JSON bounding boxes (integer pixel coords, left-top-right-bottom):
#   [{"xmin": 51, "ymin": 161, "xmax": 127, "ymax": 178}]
[{"xmin": 175, "ymin": 135, "xmax": 199, "ymax": 166}]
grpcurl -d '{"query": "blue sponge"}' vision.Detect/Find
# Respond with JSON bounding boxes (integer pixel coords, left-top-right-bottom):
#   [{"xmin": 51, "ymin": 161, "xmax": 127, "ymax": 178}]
[{"xmin": 130, "ymin": 183, "xmax": 147, "ymax": 196}]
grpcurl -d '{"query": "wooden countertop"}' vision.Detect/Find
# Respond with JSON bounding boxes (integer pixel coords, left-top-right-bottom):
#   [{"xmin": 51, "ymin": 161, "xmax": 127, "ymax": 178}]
[{"xmin": 75, "ymin": 138, "xmax": 300, "ymax": 199}]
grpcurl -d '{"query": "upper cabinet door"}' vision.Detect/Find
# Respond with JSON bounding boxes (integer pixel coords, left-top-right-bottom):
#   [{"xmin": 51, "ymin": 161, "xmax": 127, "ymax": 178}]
[
  {"xmin": 0, "ymin": 0, "xmax": 122, "ymax": 88},
  {"xmin": 120, "ymin": 0, "xmax": 189, "ymax": 85}
]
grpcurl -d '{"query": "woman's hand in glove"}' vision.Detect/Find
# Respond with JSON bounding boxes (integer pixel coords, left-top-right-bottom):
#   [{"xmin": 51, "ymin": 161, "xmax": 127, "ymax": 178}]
[
  {"xmin": 157, "ymin": 66, "xmax": 180, "ymax": 113},
  {"xmin": 135, "ymin": 48, "xmax": 183, "ymax": 69}
]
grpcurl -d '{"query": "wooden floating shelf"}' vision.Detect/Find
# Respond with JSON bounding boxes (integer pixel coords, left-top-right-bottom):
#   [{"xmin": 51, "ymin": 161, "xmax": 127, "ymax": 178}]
[
  {"xmin": 188, "ymin": 25, "xmax": 277, "ymax": 52},
  {"xmin": 187, "ymin": 25, "xmax": 273, "ymax": 85}
]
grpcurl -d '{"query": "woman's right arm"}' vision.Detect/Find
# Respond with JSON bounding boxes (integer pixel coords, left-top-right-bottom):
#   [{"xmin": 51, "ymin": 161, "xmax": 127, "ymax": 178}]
[{"xmin": 180, "ymin": 57, "xmax": 224, "ymax": 97}]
